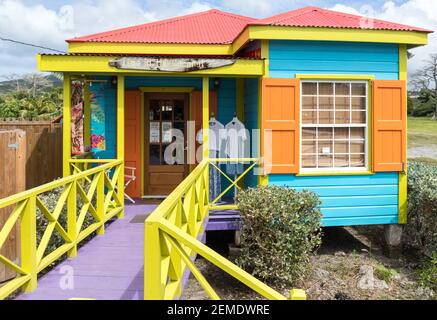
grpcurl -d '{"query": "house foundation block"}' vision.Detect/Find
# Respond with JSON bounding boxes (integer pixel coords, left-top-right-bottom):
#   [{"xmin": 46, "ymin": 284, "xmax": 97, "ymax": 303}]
[{"xmin": 383, "ymin": 224, "xmax": 403, "ymax": 258}]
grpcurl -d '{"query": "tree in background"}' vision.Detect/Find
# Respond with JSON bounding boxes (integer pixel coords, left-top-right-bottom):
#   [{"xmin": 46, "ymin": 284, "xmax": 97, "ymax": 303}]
[
  {"xmin": 411, "ymin": 54, "xmax": 437, "ymax": 119},
  {"xmin": 0, "ymin": 73, "xmax": 62, "ymax": 120}
]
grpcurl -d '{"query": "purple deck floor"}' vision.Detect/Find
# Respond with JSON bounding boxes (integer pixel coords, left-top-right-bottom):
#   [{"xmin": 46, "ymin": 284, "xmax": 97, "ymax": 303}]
[{"xmin": 15, "ymin": 203, "xmax": 157, "ymax": 300}]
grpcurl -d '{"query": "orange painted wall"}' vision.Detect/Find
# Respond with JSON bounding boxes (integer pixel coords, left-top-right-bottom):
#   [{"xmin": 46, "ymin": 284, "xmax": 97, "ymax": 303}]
[{"xmin": 124, "ymin": 90, "xmax": 142, "ymax": 197}]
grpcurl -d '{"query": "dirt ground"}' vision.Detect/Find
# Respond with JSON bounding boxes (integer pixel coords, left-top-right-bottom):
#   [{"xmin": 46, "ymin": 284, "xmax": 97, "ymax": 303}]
[{"xmin": 181, "ymin": 227, "xmax": 435, "ymax": 300}]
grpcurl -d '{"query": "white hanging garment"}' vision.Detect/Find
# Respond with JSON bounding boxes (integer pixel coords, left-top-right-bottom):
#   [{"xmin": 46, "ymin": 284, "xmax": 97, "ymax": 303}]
[
  {"xmin": 224, "ymin": 117, "xmax": 248, "ymax": 161},
  {"xmin": 196, "ymin": 117, "xmax": 226, "ymax": 152}
]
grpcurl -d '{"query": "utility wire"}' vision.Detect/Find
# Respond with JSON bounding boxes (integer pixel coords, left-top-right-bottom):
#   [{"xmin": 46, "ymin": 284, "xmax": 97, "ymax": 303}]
[{"xmin": 0, "ymin": 36, "xmax": 66, "ymax": 54}]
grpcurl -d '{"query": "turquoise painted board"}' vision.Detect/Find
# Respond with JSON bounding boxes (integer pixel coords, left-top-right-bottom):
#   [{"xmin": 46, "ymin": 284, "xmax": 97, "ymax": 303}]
[
  {"xmin": 269, "ymin": 40, "xmax": 399, "ymax": 80},
  {"xmin": 244, "ymin": 78, "xmax": 259, "ymax": 188},
  {"xmin": 268, "ymin": 173, "xmax": 399, "ymax": 227}
]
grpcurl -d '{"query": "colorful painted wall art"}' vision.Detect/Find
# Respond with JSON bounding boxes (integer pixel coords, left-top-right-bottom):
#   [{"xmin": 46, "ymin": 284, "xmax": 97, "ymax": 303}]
[
  {"xmin": 71, "ymin": 82, "xmax": 84, "ymax": 155},
  {"xmin": 90, "ymin": 83, "xmax": 106, "ymax": 152}
]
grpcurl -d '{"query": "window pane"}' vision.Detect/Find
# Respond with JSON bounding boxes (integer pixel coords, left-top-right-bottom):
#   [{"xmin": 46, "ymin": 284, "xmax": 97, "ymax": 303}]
[
  {"xmin": 149, "ymin": 145, "xmax": 160, "ymax": 165},
  {"xmin": 352, "ymin": 97, "xmax": 366, "ymax": 110},
  {"xmin": 352, "ymin": 83, "xmax": 366, "ymax": 96},
  {"xmin": 335, "ymin": 110, "xmax": 350, "ymax": 124},
  {"xmin": 161, "ymin": 101, "xmax": 173, "ymax": 121},
  {"xmin": 335, "ymin": 83, "xmax": 350, "ymax": 95},
  {"xmin": 149, "ymin": 100, "xmax": 160, "ymax": 121},
  {"xmin": 318, "ymin": 128, "xmax": 333, "ymax": 140},
  {"xmin": 319, "ymin": 96, "xmax": 334, "ymax": 110},
  {"xmin": 319, "ymin": 83, "xmax": 334, "ymax": 95},
  {"xmin": 318, "ymin": 155, "xmax": 333, "ymax": 168},
  {"xmin": 335, "ymin": 96, "xmax": 350, "ymax": 110},
  {"xmin": 302, "ymin": 141, "xmax": 316, "ymax": 154},
  {"xmin": 351, "ymin": 141, "xmax": 365, "ymax": 153},
  {"xmin": 319, "ymin": 111, "xmax": 334, "ymax": 124},
  {"xmin": 351, "ymin": 111, "xmax": 366, "ymax": 124},
  {"xmin": 303, "ymin": 111, "xmax": 317, "ymax": 124},
  {"xmin": 303, "ymin": 96, "xmax": 317, "ymax": 109},
  {"xmin": 334, "ymin": 141, "xmax": 349, "ymax": 154},
  {"xmin": 302, "ymin": 82, "xmax": 317, "ymax": 95},
  {"xmin": 334, "ymin": 128, "xmax": 349, "ymax": 140},
  {"xmin": 351, "ymin": 154, "xmax": 365, "ymax": 167},
  {"xmin": 351, "ymin": 128, "xmax": 365, "ymax": 140},
  {"xmin": 335, "ymin": 155, "xmax": 349, "ymax": 167},
  {"xmin": 302, "ymin": 155, "xmax": 316, "ymax": 168},
  {"xmin": 318, "ymin": 141, "xmax": 332, "ymax": 154},
  {"xmin": 302, "ymin": 128, "xmax": 316, "ymax": 140}
]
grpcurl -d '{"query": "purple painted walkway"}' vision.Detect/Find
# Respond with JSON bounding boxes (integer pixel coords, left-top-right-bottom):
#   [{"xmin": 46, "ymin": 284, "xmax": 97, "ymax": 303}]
[{"xmin": 16, "ymin": 203, "xmax": 157, "ymax": 300}]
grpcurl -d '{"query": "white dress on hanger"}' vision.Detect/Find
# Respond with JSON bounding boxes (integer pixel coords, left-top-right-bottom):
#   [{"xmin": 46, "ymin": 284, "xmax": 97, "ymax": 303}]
[{"xmin": 224, "ymin": 117, "xmax": 248, "ymax": 175}]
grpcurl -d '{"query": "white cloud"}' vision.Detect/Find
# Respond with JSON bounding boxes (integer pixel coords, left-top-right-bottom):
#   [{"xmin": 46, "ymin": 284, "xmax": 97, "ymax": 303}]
[
  {"xmin": 0, "ymin": 0, "xmax": 435, "ymax": 77},
  {"xmin": 329, "ymin": 1, "xmax": 437, "ymax": 76},
  {"xmin": 0, "ymin": 0, "xmax": 212, "ymax": 76}
]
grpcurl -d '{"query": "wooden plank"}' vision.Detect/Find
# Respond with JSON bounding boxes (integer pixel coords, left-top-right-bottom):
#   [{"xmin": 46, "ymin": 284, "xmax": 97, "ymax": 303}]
[
  {"xmin": 0, "ymin": 121, "xmax": 63, "ymax": 189},
  {"xmin": 0, "ymin": 130, "xmax": 26, "ymax": 282}
]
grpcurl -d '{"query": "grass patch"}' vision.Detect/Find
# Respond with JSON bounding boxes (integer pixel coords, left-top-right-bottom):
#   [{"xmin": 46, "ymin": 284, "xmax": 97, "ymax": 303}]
[
  {"xmin": 408, "ymin": 117, "xmax": 437, "ymax": 148},
  {"xmin": 374, "ymin": 265, "xmax": 398, "ymax": 282}
]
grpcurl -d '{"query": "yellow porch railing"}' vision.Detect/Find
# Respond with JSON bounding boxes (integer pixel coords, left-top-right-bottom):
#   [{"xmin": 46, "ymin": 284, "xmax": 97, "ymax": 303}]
[
  {"xmin": 0, "ymin": 159, "xmax": 124, "ymax": 300},
  {"xmin": 144, "ymin": 158, "xmax": 306, "ymax": 300}
]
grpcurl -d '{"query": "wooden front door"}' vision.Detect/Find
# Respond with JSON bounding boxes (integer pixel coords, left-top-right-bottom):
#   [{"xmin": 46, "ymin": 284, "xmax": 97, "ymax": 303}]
[{"xmin": 144, "ymin": 93, "xmax": 189, "ymax": 196}]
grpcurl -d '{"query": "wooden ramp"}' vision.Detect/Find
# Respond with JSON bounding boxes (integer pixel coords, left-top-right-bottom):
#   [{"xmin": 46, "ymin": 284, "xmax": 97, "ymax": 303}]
[{"xmin": 15, "ymin": 203, "xmax": 157, "ymax": 300}]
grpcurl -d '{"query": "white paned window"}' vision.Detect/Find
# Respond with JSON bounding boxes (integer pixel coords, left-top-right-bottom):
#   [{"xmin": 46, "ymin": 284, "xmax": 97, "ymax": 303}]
[{"xmin": 301, "ymin": 81, "xmax": 368, "ymax": 171}]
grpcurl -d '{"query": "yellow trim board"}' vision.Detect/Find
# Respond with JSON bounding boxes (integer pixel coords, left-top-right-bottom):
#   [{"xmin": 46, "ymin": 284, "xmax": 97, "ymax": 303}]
[
  {"xmin": 37, "ymin": 54, "xmax": 264, "ymax": 76},
  {"xmin": 68, "ymin": 41, "xmax": 233, "ymax": 55},
  {"xmin": 297, "ymin": 74, "xmax": 375, "ymax": 80},
  {"xmin": 398, "ymin": 172, "xmax": 407, "ymax": 224},
  {"xmin": 297, "ymin": 171, "xmax": 375, "ymax": 177},
  {"xmin": 139, "ymin": 87, "xmax": 195, "ymax": 93},
  {"xmin": 398, "ymin": 44, "xmax": 408, "ymax": 225},
  {"xmin": 248, "ymin": 26, "xmax": 429, "ymax": 47}
]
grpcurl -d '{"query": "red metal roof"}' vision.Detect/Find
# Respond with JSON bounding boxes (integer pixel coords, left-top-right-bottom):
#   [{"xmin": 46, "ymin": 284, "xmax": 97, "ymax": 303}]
[
  {"xmin": 252, "ymin": 6, "xmax": 433, "ymax": 33},
  {"xmin": 67, "ymin": 7, "xmax": 432, "ymax": 45},
  {"xmin": 67, "ymin": 9, "xmax": 256, "ymax": 44}
]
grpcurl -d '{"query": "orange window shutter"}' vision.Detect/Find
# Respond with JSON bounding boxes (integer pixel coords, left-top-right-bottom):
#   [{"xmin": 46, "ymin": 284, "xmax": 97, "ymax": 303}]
[
  {"xmin": 372, "ymin": 80, "xmax": 407, "ymax": 172},
  {"xmin": 124, "ymin": 90, "xmax": 141, "ymax": 198},
  {"xmin": 262, "ymin": 78, "xmax": 300, "ymax": 174}
]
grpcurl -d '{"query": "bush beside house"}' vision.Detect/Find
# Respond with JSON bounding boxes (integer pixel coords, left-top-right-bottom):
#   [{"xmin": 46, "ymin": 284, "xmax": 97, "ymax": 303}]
[{"xmin": 236, "ymin": 186, "xmax": 322, "ymax": 286}]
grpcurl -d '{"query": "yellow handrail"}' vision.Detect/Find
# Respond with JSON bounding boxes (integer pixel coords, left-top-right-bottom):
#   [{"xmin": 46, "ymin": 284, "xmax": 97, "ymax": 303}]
[
  {"xmin": 144, "ymin": 158, "xmax": 306, "ymax": 300},
  {"xmin": 0, "ymin": 160, "xmax": 124, "ymax": 300}
]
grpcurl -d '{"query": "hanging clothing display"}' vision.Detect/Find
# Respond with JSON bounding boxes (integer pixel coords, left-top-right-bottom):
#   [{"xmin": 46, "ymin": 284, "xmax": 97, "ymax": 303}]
[
  {"xmin": 71, "ymin": 82, "xmax": 84, "ymax": 155},
  {"xmin": 90, "ymin": 83, "xmax": 106, "ymax": 152},
  {"xmin": 225, "ymin": 117, "xmax": 248, "ymax": 175},
  {"xmin": 197, "ymin": 117, "xmax": 226, "ymax": 202}
]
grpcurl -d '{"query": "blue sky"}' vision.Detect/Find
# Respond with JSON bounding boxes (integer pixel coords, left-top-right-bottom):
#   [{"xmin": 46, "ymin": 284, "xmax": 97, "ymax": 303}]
[{"xmin": 0, "ymin": 0, "xmax": 435, "ymax": 77}]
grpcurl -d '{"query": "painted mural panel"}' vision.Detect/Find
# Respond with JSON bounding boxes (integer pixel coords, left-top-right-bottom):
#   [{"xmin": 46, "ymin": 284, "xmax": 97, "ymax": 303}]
[{"xmin": 90, "ymin": 83, "xmax": 106, "ymax": 152}]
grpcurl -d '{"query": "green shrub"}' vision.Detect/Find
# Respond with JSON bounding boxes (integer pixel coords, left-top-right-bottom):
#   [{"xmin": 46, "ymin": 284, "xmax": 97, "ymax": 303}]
[
  {"xmin": 417, "ymin": 253, "xmax": 437, "ymax": 291},
  {"xmin": 235, "ymin": 186, "xmax": 322, "ymax": 286},
  {"xmin": 406, "ymin": 161, "xmax": 437, "ymax": 257},
  {"xmin": 37, "ymin": 185, "xmax": 95, "ymax": 262}
]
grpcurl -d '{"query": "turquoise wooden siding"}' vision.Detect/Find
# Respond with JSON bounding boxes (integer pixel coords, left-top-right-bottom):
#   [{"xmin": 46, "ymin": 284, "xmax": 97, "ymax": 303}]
[
  {"xmin": 269, "ymin": 40, "xmax": 399, "ymax": 80},
  {"xmin": 268, "ymin": 173, "xmax": 399, "ymax": 226},
  {"xmin": 244, "ymin": 78, "xmax": 259, "ymax": 188}
]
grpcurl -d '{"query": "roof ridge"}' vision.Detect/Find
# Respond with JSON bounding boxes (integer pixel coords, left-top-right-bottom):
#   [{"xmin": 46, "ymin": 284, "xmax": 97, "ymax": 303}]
[
  {"xmin": 69, "ymin": 9, "xmax": 255, "ymax": 43},
  {"xmin": 270, "ymin": 6, "xmax": 319, "ymax": 24}
]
